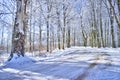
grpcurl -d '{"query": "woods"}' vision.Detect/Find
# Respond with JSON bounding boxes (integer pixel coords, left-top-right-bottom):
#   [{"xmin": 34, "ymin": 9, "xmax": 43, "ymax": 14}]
[
  {"xmin": 0, "ymin": 0, "xmax": 120, "ymax": 57},
  {"xmin": 0, "ymin": 1, "xmax": 120, "ymax": 80}
]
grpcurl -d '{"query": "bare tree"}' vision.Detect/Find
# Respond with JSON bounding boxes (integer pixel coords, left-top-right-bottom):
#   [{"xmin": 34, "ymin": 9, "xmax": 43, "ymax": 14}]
[
  {"xmin": 55, "ymin": 0, "xmax": 61, "ymax": 49},
  {"xmin": 46, "ymin": 0, "xmax": 52, "ymax": 52},
  {"xmin": 62, "ymin": 0, "xmax": 67, "ymax": 49},
  {"xmin": 110, "ymin": 5, "xmax": 116, "ymax": 47}
]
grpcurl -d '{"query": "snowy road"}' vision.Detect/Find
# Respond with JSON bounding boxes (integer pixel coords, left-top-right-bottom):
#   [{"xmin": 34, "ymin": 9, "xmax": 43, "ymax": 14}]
[{"xmin": 0, "ymin": 47, "xmax": 120, "ymax": 80}]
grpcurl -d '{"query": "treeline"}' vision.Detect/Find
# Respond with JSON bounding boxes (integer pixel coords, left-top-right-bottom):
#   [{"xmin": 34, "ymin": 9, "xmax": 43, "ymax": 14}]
[{"xmin": 0, "ymin": 0, "xmax": 120, "ymax": 54}]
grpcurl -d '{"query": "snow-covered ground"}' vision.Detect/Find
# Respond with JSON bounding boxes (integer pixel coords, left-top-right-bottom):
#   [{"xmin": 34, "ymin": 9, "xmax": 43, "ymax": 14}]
[{"xmin": 0, "ymin": 47, "xmax": 120, "ymax": 80}]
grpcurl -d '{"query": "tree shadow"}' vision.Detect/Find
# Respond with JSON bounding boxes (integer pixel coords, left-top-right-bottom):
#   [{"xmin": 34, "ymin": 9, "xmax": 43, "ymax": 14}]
[{"xmin": 0, "ymin": 53, "xmax": 120, "ymax": 80}]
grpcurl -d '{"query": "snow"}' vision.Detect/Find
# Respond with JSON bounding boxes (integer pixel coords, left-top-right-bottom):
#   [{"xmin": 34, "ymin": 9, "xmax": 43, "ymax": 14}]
[
  {"xmin": 4, "ymin": 54, "xmax": 36, "ymax": 69},
  {"xmin": 19, "ymin": 29, "xmax": 24, "ymax": 34},
  {"xmin": 14, "ymin": 38, "xmax": 19, "ymax": 40},
  {"xmin": 0, "ymin": 47, "xmax": 120, "ymax": 80}
]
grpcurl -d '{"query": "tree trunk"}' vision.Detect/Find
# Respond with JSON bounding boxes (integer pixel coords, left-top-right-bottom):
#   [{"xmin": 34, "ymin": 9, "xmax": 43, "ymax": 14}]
[
  {"xmin": 73, "ymin": 28, "xmax": 76, "ymax": 46},
  {"xmin": 117, "ymin": 0, "xmax": 120, "ymax": 47},
  {"xmin": 56, "ymin": 1, "xmax": 61, "ymax": 49},
  {"xmin": 39, "ymin": 25, "xmax": 42, "ymax": 53},
  {"xmin": 62, "ymin": 27, "xmax": 65, "ymax": 49},
  {"xmin": 62, "ymin": 2, "xmax": 66, "ymax": 49},
  {"xmin": 29, "ymin": 0, "xmax": 32, "ymax": 52},
  {"xmin": 8, "ymin": 0, "xmax": 28, "ymax": 61},
  {"xmin": 67, "ymin": 25, "xmax": 71, "ymax": 48},
  {"xmin": 1, "ymin": 26, "xmax": 4, "ymax": 48},
  {"xmin": 46, "ymin": 20, "xmax": 49, "ymax": 52},
  {"xmin": 99, "ymin": 2, "xmax": 104, "ymax": 47},
  {"xmin": 108, "ymin": 0, "xmax": 120, "ymax": 47},
  {"xmin": 46, "ymin": 0, "xmax": 52, "ymax": 52},
  {"xmin": 110, "ymin": 7, "xmax": 116, "ymax": 48},
  {"xmin": 32, "ymin": 23, "xmax": 35, "ymax": 54}
]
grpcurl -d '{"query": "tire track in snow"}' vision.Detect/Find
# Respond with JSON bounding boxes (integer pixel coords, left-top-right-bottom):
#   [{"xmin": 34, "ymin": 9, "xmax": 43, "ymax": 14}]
[{"xmin": 75, "ymin": 53, "xmax": 112, "ymax": 80}]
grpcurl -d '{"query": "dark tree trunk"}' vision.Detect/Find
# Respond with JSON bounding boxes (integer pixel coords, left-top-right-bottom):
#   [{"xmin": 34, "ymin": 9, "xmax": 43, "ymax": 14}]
[
  {"xmin": 110, "ymin": 7, "xmax": 116, "ymax": 48},
  {"xmin": 56, "ymin": 3, "xmax": 61, "ymax": 50},
  {"xmin": 46, "ymin": 21, "xmax": 49, "ymax": 52},
  {"xmin": 62, "ymin": 3, "xmax": 66, "ymax": 49},
  {"xmin": 67, "ymin": 26, "xmax": 71, "ymax": 48}
]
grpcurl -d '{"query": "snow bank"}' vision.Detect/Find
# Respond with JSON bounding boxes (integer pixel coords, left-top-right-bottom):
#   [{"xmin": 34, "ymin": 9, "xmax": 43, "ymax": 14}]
[
  {"xmin": 4, "ymin": 54, "xmax": 36, "ymax": 68},
  {"xmin": 0, "ymin": 47, "xmax": 120, "ymax": 80},
  {"xmin": 48, "ymin": 47, "xmax": 79, "ymax": 57}
]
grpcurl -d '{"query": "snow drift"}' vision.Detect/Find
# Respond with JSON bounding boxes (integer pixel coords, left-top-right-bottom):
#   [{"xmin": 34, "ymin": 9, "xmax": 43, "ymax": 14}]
[{"xmin": 4, "ymin": 54, "xmax": 36, "ymax": 68}]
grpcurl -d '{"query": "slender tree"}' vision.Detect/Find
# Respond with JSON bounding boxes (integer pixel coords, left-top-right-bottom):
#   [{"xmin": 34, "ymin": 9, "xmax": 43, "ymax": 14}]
[
  {"xmin": 55, "ymin": 0, "xmax": 61, "ymax": 49},
  {"xmin": 46, "ymin": 0, "xmax": 52, "ymax": 52}
]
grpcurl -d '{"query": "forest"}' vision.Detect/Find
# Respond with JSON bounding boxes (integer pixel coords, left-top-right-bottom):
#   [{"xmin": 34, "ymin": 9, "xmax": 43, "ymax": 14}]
[
  {"xmin": 0, "ymin": 0, "xmax": 120, "ymax": 56},
  {"xmin": 0, "ymin": 0, "xmax": 120, "ymax": 80}
]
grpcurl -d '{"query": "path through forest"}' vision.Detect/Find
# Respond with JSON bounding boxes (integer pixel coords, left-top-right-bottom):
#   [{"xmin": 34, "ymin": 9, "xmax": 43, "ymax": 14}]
[{"xmin": 0, "ymin": 47, "xmax": 120, "ymax": 80}]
